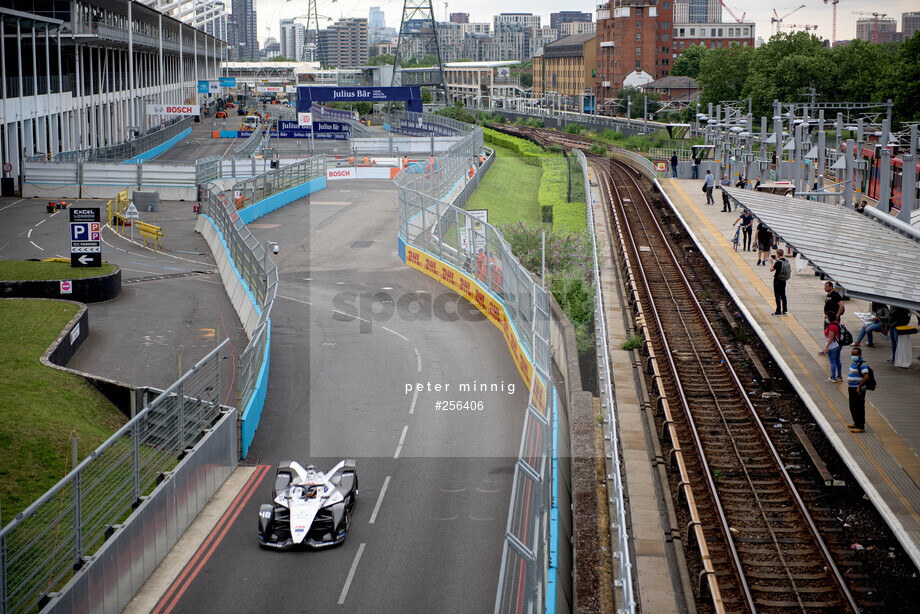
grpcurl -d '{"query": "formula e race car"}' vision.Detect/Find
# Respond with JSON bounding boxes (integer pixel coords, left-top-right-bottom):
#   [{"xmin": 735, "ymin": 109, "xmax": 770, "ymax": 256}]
[{"xmin": 258, "ymin": 460, "xmax": 358, "ymax": 550}]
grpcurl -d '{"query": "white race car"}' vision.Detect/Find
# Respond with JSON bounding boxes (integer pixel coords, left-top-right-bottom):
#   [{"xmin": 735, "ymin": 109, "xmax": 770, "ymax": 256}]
[{"xmin": 257, "ymin": 460, "xmax": 358, "ymax": 550}]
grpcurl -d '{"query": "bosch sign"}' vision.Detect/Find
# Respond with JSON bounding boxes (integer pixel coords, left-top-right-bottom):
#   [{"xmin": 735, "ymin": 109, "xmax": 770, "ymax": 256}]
[
  {"xmin": 327, "ymin": 168, "xmax": 355, "ymax": 180},
  {"xmin": 147, "ymin": 104, "xmax": 200, "ymax": 116}
]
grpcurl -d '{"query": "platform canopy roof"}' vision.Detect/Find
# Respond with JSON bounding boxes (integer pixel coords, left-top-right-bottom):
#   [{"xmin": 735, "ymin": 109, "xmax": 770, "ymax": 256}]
[{"xmin": 723, "ymin": 187, "xmax": 920, "ymax": 312}]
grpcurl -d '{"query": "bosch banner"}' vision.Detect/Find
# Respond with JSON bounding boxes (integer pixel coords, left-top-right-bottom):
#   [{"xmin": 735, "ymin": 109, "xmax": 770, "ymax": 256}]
[{"xmin": 147, "ymin": 104, "xmax": 200, "ymax": 116}]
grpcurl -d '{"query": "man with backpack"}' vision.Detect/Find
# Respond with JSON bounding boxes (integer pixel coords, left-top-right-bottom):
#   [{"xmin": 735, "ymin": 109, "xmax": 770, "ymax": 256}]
[
  {"xmin": 846, "ymin": 347, "xmax": 874, "ymax": 433},
  {"xmin": 770, "ymin": 248, "xmax": 791, "ymax": 315}
]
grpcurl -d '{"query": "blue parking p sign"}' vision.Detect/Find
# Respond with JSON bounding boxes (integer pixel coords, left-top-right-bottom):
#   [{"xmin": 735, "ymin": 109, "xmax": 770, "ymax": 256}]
[{"xmin": 69, "ymin": 207, "xmax": 101, "ymax": 267}]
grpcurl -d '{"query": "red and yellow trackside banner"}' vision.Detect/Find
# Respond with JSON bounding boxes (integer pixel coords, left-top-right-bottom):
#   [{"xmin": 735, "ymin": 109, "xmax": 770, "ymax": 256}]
[{"xmin": 405, "ymin": 244, "xmax": 546, "ymax": 405}]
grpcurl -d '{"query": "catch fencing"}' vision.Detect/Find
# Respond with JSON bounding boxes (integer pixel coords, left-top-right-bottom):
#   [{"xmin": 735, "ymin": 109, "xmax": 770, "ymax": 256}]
[
  {"xmin": 32, "ymin": 117, "xmax": 192, "ymax": 163},
  {"xmin": 575, "ymin": 150, "xmax": 637, "ymax": 613},
  {"xmin": 198, "ymin": 156, "xmax": 324, "ymax": 456},
  {"xmin": 394, "ymin": 111, "xmax": 556, "ymax": 614},
  {"xmin": 0, "ymin": 341, "xmax": 230, "ymax": 614},
  {"xmin": 230, "ymin": 156, "xmax": 326, "ymax": 212}
]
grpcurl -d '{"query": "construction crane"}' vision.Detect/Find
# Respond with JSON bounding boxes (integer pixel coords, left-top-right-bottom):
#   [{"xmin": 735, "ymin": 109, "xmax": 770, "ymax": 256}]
[
  {"xmin": 779, "ymin": 23, "xmax": 819, "ymax": 31},
  {"xmin": 719, "ymin": 0, "xmax": 746, "ymax": 24},
  {"xmin": 771, "ymin": 5, "xmax": 806, "ymax": 36},
  {"xmin": 852, "ymin": 11, "xmax": 888, "ymax": 44},
  {"xmin": 823, "ymin": 0, "xmax": 839, "ymax": 47}
]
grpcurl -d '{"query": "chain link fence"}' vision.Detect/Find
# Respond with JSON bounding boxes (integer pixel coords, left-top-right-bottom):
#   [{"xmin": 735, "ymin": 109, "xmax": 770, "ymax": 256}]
[
  {"xmin": 575, "ymin": 150, "xmax": 637, "ymax": 613},
  {"xmin": 32, "ymin": 117, "xmax": 192, "ymax": 163},
  {"xmin": 0, "ymin": 341, "xmax": 229, "ymax": 614},
  {"xmin": 394, "ymin": 112, "xmax": 555, "ymax": 614},
  {"xmin": 229, "ymin": 156, "xmax": 325, "ymax": 212}
]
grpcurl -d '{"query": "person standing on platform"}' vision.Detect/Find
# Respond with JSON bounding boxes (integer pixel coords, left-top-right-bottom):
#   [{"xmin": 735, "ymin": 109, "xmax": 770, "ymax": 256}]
[
  {"xmin": 754, "ymin": 175, "xmax": 761, "ymax": 190},
  {"xmin": 755, "ymin": 222, "xmax": 772, "ymax": 265},
  {"xmin": 824, "ymin": 281, "xmax": 845, "ymax": 320},
  {"xmin": 720, "ymin": 175, "xmax": 732, "ymax": 212},
  {"xmin": 822, "ymin": 312, "xmax": 843, "ymax": 382},
  {"xmin": 770, "ymin": 248, "xmax": 789, "ymax": 315},
  {"xmin": 671, "ymin": 152, "xmax": 679, "ymax": 178},
  {"xmin": 733, "ymin": 209, "xmax": 754, "ymax": 251},
  {"xmin": 691, "ymin": 156, "xmax": 699, "ymax": 179},
  {"xmin": 704, "ymin": 170, "xmax": 715, "ymax": 205},
  {"xmin": 846, "ymin": 347, "xmax": 870, "ymax": 432}
]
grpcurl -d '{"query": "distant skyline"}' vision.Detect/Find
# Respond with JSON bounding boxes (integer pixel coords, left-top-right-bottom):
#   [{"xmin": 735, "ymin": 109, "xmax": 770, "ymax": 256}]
[{"xmin": 254, "ymin": 0, "xmax": 918, "ymax": 50}]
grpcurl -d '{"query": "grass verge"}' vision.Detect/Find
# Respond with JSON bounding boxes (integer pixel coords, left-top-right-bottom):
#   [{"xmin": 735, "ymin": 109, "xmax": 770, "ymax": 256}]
[
  {"xmin": 0, "ymin": 300, "xmax": 126, "ymax": 520},
  {"xmin": 0, "ymin": 261, "xmax": 116, "ymax": 281},
  {"xmin": 466, "ymin": 144, "xmax": 542, "ymax": 225}
]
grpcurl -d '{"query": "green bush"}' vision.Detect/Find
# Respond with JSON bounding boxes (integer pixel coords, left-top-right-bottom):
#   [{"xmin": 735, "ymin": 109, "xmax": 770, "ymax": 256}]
[
  {"xmin": 564, "ymin": 123, "xmax": 586, "ymax": 135},
  {"xmin": 552, "ymin": 201, "xmax": 588, "ymax": 235},
  {"xmin": 569, "ymin": 156, "xmax": 586, "ymax": 204},
  {"xmin": 550, "ymin": 274, "xmax": 596, "ymax": 353},
  {"xmin": 541, "ymin": 205, "xmax": 554, "ymax": 223},
  {"xmin": 483, "ymin": 127, "xmax": 546, "ymax": 165},
  {"xmin": 589, "ymin": 143, "xmax": 606, "ymax": 156},
  {"xmin": 621, "ymin": 335, "xmax": 644, "ymax": 351}
]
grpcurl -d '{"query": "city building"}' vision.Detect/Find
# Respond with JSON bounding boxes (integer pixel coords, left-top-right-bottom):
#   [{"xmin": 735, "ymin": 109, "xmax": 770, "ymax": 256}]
[
  {"xmin": 672, "ymin": 22, "xmax": 756, "ymax": 52},
  {"xmin": 904, "ymin": 12, "xmax": 920, "ymax": 40},
  {"xmin": 559, "ymin": 22, "xmax": 596, "ymax": 37},
  {"xmin": 280, "ymin": 19, "xmax": 306, "ymax": 61},
  {"xmin": 460, "ymin": 23, "xmax": 491, "ymax": 36},
  {"xmin": 856, "ymin": 18, "xmax": 900, "ymax": 43},
  {"xmin": 550, "ymin": 11, "xmax": 592, "ymax": 32},
  {"xmin": 369, "ymin": 6, "xmax": 386, "ymax": 29},
  {"xmin": 450, "ymin": 13, "xmax": 470, "ymax": 24},
  {"xmin": 0, "ymin": 1, "xmax": 222, "ymax": 191},
  {"xmin": 319, "ymin": 17, "xmax": 369, "ymax": 68},
  {"xmin": 231, "ymin": 0, "xmax": 258, "ymax": 60},
  {"xmin": 494, "ymin": 13, "xmax": 541, "ymax": 31},
  {"xmin": 673, "ymin": 0, "xmax": 722, "ymax": 24},
  {"xmin": 371, "ymin": 41, "xmax": 397, "ymax": 56},
  {"xmin": 532, "ymin": 33, "xmax": 597, "ymax": 110},
  {"xmin": 595, "ymin": 0, "xmax": 675, "ymax": 109},
  {"xmin": 443, "ymin": 61, "xmax": 525, "ymax": 107}
]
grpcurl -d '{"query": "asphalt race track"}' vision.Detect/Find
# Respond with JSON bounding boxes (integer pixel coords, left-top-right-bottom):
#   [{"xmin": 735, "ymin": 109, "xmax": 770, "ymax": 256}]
[{"xmin": 154, "ymin": 180, "xmax": 528, "ymax": 612}]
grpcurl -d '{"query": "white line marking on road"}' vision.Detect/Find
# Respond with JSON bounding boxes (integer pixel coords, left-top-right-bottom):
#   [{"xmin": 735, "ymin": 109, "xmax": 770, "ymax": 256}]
[
  {"xmin": 414, "ymin": 347, "xmax": 421, "ymax": 372},
  {"xmin": 279, "ymin": 294, "xmax": 313, "ymax": 306},
  {"xmin": 331, "ymin": 309, "xmax": 370, "ymax": 323},
  {"xmin": 381, "ymin": 326, "xmax": 409, "ymax": 341},
  {"xmin": 29, "ymin": 240, "xmax": 44, "ymax": 251},
  {"xmin": 337, "ymin": 542, "xmax": 366, "ymax": 605},
  {"xmin": 35, "ymin": 218, "xmax": 45, "ymax": 227},
  {"xmin": 0, "ymin": 198, "xmax": 27, "ymax": 213},
  {"xmin": 27, "ymin": 228, "xmax": 32, "ymax": 238},
  {"xmin": 393, "ymin": 425, "xmax": 408, "ymax": 459},
  {"xmin": 369, "ymin": 476, "xmax": 390, "ymax": 524},
  {"xmin": 409, "ymin": 389, "xmax": 418, "ymax": 415}
]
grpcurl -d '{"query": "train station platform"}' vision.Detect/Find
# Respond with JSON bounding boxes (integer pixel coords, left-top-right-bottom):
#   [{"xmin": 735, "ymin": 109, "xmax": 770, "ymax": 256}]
[{"xmin": 657, "ymin": 178, "xmax": 920, "ymax": 570}]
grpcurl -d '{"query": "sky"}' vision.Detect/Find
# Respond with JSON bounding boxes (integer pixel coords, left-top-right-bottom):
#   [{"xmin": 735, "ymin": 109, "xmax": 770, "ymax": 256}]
[{"xmin": 254, "ymin": 0, "xmax": 917, "ymax": 49}]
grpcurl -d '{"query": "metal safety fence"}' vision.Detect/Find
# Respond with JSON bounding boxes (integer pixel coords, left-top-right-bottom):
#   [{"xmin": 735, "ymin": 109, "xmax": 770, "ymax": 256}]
[
  {"xmin": 233, "ymin": 123, "xmax": 266, "ymax": 159},
  {"xmin": 575, "ymin": 150, "xmax": 637, "ymax": 613},
  {"xmin": 394, "ymin": 113, "xmax": 555, "ymax": 613},
  {"xmin": 230, "ymin": 156, "xmax": 325, "ymax": 211},
  {"xmin": 0, "ymin": 341, "xmax": 229, "ymax": 614},
  {"xmin": 33, "ymin": 117, "xmax": 193, "ymax": 163}
]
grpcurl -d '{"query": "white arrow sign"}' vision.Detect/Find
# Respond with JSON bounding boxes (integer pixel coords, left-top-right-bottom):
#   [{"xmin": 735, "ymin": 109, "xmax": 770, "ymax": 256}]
[{"xmin": 77, "ymin": 255, "xmax": 93, "ymax": 265}]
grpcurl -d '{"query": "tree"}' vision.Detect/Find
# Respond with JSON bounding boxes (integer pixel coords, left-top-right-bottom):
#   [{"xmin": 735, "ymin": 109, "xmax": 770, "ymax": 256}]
[
  {"xmin": 697, "ymin": 43, "xmax": 755, "ymax": 109},
  {"xmin": 614, "ymin": 87, "xmax": 660, "ymax": 117},
  {"xmin": 366, "ymin": 54, "xmax": 396, "ymax": 66},
  {"xmin": 267, "ymin": 55, "xmax": 294, "ymax": 62},
  {"xmin": 741, "ymin": 31, "xmax": 830, "ymax": 118},
  {"xmin": 884, "ymin": 31, "xmax": 920, "ymax": 125},
  {"xmin": 671, "ymin": 44, "xmax": 707, "ymax": 79}
]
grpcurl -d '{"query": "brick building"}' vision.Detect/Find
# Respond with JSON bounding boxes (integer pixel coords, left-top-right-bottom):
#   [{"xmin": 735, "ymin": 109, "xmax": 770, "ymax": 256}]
[{"xmin": 595, "ymin": 0, "xmax": 674, "ymax": 110}]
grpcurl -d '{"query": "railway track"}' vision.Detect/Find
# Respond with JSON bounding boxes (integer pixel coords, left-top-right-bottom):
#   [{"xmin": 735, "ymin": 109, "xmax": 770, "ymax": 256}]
[{"xmin": 594, "ymin": 156, "xmax": 862, "ymax": 613}]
